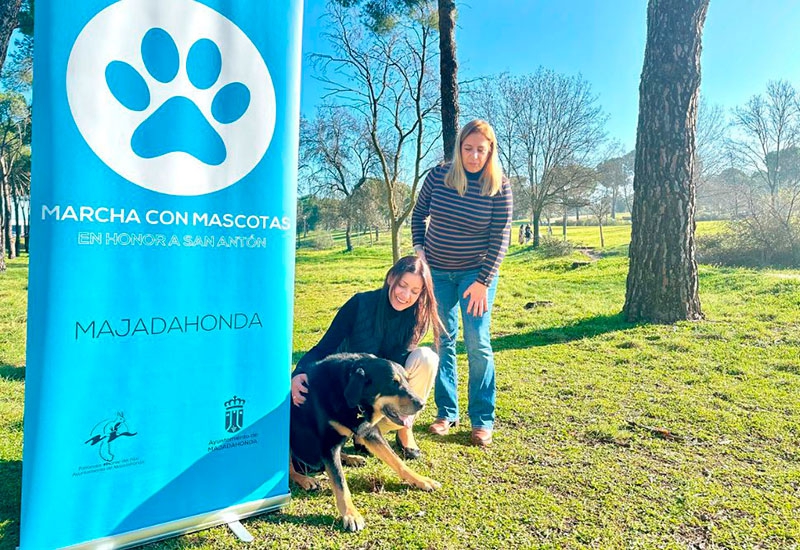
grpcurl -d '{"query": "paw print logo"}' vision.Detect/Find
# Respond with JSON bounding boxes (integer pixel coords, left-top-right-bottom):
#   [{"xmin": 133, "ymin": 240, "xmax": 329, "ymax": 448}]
[
  {"xmin": 106, "ymin": 29, "xmax": 251, "ymax": 167},
  {"xmin": 67, "ymin": 0, "xmax": 276, "ymax": 196}
]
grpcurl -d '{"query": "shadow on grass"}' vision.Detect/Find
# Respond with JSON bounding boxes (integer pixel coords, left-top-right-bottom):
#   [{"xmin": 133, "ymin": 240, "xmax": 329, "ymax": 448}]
[
  {"xmin": 505, "ymin": 243, "xmax": 629, "ymax": 259},
  {"xmin": 599, "ymin": 244, "xmax": 630, "ymax": 257},
  {"xmin": 294, "ymin": 248, "xmax": 387, "ymax": 265},
  {"xmin": 4, "ymin": 260, "xmax": 29, "ymax": 270},
  {"xmin": 0, "ymin": 459, "xmax": 22, "ymax": 550},
  {"xmin": 493, "ymin": 313, "xmax": 636, "ymax": 351},
  {"xmin": 420, "ymin": 429, "xmax": 474, "ymax": 448},
  {"xmin": 0, "ymin": 365, "xmax": 25, "ymax": 381},
  {"xmin": 292, "ymin": 315, "xmax": 634, "ymax": 363},
  {"xmin": 505, "ymin": 246, "xmax": 537, "ymax": 258},
  {"xmin": 257, "ymin": 510, "xmax": 339, "ymax": 530},
  {"xmin": 291, "ymin": 313, "xmax": 638, "ymax": 377}
]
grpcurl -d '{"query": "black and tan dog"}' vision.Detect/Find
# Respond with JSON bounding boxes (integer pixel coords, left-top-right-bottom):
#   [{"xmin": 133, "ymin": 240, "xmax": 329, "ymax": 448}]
[{"xmin": 289, "ymin": 352, "xmax": 441, "ymax": 531}]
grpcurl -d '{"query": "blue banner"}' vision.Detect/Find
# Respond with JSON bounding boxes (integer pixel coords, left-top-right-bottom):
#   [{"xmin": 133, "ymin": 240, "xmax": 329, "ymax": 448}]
[{"xmin": 22, "ymin": 1, "xmax": 302, "ymax": 548}]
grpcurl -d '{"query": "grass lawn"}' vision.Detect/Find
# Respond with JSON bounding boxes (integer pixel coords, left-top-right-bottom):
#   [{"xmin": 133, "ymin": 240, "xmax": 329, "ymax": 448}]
[{"xmin": 1, "ymin": 222, "xmax": 799, "ymax": 549}]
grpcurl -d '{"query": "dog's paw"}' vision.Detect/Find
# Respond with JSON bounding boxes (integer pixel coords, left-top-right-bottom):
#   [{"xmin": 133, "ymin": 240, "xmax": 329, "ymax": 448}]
[
  {"xmin": 291, "ymin": 474, "xmax": 323, "ymax": 491},
  {"xmin": 411, "ymin": 475, "xmax": 441, "ymax": 492},
  {"xmin": 342, "ymin": 510, "xmax": 366, "ymax": 532},
  {"xmin": 341, "ymin": 453, "xmax": 367, "ymax": 468}
]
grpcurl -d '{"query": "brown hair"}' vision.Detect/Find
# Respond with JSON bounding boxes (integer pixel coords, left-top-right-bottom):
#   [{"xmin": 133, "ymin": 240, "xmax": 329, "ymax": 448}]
[
  {"xmin": 445, "ymin": 119, "xmax": 504, "ymax": 197},
  {"xmin": 381, "ymin": 255, "xmax": 441, "ymax": 349}
]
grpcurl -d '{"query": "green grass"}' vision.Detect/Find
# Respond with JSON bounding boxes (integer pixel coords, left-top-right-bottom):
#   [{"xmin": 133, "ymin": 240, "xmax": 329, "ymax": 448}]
[
  {"xmin": 529, "ymin": 220, "xmax": 727, "ymax": 249},
  {"xmin": 2, "ymin": 226, "xmax": 799, "ymax": 549},
  {"xmin": 0, "ymin": 256, "xmax": 26, "ymax": 550}
]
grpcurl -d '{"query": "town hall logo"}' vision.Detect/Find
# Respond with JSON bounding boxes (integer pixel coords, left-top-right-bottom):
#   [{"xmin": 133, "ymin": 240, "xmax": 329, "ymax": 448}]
[
  {"xmin": 225, "ymin": 396, "xmax": 246, "ymax": 433},
  {"xmin": 84, "ymin": 412, "xmax": 138, "ymax": 463},
  {"xmin": 66, "ymin": 0, "xmax": 276, "ymax": 196}
]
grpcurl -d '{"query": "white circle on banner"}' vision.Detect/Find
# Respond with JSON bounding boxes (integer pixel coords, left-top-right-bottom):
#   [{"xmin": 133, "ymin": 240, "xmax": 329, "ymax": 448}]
[{"xmin": 66, "ymin": 0, "xmax": 275, "ymax": 196}]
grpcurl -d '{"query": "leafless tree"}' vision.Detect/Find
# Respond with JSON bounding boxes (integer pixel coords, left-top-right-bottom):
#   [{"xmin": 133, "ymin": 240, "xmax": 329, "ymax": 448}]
[
  {"xmin": 313, "ymin": 2, "xmax": 441, "ymax": 262},
  {"xmin": 350, "ymin": 177, "xmax": 396, "ymax": 242},
  {"xmin": 595, "ymin": 143, "xmax": 628, "ymax": 220},
  {"xmin": 465, "ymin": 70, "xmax": 607, "ymax": 245},
  {"xmin": 330, "ymin": 0, "xmax": 459, "ymax": 162},
  {"xmin": 695, "ymin": 137, "xmax": 752, "ymax": 220},
  {"xmin": 587, "ymin": 188, "xmax": 613, "ymax": 248},
  {"xmin": 729, "ymin": 80, "xmax": 800, "ymax": 215},
  {"xmin": 299, "ymin": 106, "xmax": 376, "ymax": 252},
  {"xmin": 514, "ymin": 69, "xmax": 607, "ymax": 246},
  {"xmin": 463, "ymin": 73, "xmax": 525, "ymax": 184},
  {"xmin": 725, "ymin": 80, "xmax": 800, "ymax": 262},
  {"xmin": 549, "ymin": 163, "xmax": 596, "ymax": 239},
  {"xmin": 695, "ymin": 95, "xmax": 727, "ymax": 188}
]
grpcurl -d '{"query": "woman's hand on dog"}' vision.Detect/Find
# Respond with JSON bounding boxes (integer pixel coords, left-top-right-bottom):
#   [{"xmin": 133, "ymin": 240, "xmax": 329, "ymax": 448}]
[{"xmin": 291, "ymin": 374, "xmax": 309, "ymax": 406}]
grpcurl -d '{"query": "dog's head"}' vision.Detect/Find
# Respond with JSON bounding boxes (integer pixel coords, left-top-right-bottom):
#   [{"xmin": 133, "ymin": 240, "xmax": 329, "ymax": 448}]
[{"xmin": 343, "ymin": 355, "xmax": 424, "ymax": 428}]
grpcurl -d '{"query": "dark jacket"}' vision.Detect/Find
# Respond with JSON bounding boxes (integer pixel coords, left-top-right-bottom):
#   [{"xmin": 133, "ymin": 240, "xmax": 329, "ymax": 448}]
[{"xmin": 293, "ymin": 289, "xmax": 415, "ymax": 376}]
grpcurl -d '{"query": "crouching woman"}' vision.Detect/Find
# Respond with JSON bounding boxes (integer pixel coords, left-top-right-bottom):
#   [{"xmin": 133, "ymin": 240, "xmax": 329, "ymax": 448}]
[{"xmin": 291, "ymin": 255, "xmax": 440, "ymax": 458}]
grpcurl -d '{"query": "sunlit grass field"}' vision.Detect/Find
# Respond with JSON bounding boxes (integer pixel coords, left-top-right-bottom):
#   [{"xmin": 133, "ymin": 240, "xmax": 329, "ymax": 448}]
[{"xmin": 1, "ymin": 220, "xmax": 798, "ymax": 549}]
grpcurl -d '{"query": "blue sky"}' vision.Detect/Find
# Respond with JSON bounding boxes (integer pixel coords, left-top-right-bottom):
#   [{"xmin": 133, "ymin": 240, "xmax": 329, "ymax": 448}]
[
  {"xmin": 300, "ymin": 0, "xmax": 800, "ymax": 152},
  {"xmin": 5, "ymin": 1, "xmax": 797, "ymax": 152}
]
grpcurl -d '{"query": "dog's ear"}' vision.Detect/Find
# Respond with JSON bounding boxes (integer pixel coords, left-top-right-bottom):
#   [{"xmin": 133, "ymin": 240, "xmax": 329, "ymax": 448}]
[{"xmin": 344, "ymin": 367, "xmax": 366, "ymax": 408}]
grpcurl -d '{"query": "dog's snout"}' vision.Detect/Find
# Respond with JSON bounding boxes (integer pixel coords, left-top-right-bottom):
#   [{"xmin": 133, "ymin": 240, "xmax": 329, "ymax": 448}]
[
  {"xmin": 402, "ymin": 391, "xmax": 424, "ymax": 414},
  {"xmin": 396, "ymin": 384, "xmax": 425, "ymax": 415}
]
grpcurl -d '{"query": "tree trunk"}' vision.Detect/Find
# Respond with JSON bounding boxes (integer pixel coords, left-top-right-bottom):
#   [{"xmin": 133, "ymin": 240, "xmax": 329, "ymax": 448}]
[
  {"xmin": 599, "ymin": 221, "xmax": 605, "ymax": 248},
  {"xmin": 0, "ymin": 219, "xmax": 5, "ymax": 271},
  {"xmin": 561, "ymin": 209, "xmax": 567, "ymax": 240},
  {"xmin": 624, "ymin": 0, "xmax": 709, "ymax": 323},
  {"xmin": 438, "ymin": 0, "xmax": 459, "ymax": 162},
  {"xmin": 532, "ymin": 210, "xmax": 541, "ymax": 248},
  {"xmin": 611, "ymin": 186, "xmax": 618, "ymax": 219},
  {"xmin": 344, "ymin": 219, "xmax": 353, "ymax": 252},
  {"xmin": 0, "ymin": 0, "xmax": 22, "ymax": 73},
  {"xmin": 22, "ymin": 202, "xmax": 28, "ymax": 253},
  {"xmin": 390, "ymin": 220, "xmax": 401, "ymax": 263},
  {"xmin": 13, "ymin": 189, "xmax": 20, "ymax": 253},
  {"xmin": 3, "ymin": 177, "xmax": 15, "ymax": 259},
  {"xmin": 0, "ymin": 177, "xmax": 5, "ymax": 270}
]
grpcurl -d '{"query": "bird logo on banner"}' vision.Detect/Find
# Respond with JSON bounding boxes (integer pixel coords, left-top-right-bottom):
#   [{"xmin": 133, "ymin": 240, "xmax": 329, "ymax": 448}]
[{"xmin": 85, "ymin": 412, "xmax": 138, "ymax": 463}]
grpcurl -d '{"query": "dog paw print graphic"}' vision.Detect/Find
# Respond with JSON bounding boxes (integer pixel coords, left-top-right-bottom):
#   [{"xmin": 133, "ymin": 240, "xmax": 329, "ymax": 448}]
[
  {"xmin": 67, "ymin": 0, "xmax": 276, "ymax": 196},
  {"xmin": 107, "ymin": 28, "xmax": 251, "ymax": 167}
]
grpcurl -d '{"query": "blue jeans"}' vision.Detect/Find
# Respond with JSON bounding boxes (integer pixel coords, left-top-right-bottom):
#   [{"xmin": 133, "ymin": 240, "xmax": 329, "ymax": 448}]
[{"xmin": 430, "ymin": 267, "xmax": 498, "ymax": 430}]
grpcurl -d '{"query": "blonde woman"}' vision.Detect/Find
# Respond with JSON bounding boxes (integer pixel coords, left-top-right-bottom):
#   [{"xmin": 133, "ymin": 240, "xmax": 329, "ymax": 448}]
[{"xmin": 411, "ymin": 119, "xmax": 512, "ymax": 447}]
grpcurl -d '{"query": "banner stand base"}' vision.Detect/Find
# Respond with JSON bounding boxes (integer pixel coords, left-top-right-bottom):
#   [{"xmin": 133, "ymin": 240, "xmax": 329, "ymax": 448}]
[
  {"xmin": 227, "ymin": 520, "xmax": 254, "ymax": 542},
  {"xmin": 61, "ymin": 493, "xmax": 290, "ymax": 549}
]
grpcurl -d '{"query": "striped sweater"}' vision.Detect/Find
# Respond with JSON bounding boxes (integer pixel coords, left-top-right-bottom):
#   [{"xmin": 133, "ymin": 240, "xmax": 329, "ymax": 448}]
[{"xmin": 412, "ymin": 163, "xmax": 512, "ymax": 285}]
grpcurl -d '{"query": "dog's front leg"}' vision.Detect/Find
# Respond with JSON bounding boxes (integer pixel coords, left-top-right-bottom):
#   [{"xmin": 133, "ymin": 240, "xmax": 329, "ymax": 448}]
[
  {"xmin": 322, "ymin": 445, "xmax": 365, "ymax": 532},
  {"xmin": 357, "ymin": 426, "xmax": 441, "ymax": 491}
]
